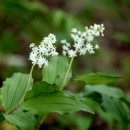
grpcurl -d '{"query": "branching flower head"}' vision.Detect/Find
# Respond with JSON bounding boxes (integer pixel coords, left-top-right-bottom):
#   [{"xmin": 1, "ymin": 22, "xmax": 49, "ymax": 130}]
[
  {"xmin": 29, "ymin": 33, "xmax": 58, "ymax": 68},
  {"xmin": 61, "ymin": 24, "xmax": 105, "ymax": 58}
]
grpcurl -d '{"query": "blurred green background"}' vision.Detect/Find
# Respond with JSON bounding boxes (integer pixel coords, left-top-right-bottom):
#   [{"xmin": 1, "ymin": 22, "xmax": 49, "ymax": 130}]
[{"xmin": 0, "ymin": 0, "xmax": 130, "ymax": 130}]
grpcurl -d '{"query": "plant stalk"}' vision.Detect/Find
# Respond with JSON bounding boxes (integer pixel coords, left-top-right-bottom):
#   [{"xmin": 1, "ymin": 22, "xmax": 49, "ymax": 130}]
[
  {"xmin": 60, "ymin": 57, "xmax": 74, "ymax": 90},
  {"xmin": 7, "ymin": 64, "xmax": 35, "ymax": 114},
  {"xmin": 18, "ymin": 64, "xmax": 35, "ymax": 105}
]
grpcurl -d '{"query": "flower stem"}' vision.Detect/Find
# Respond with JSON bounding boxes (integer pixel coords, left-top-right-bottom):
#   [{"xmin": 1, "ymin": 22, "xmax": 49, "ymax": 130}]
[
  {"xmin": 7, "ymin": 64, "xmax": 35, "ymax": 114},
  {"xmin": 18, "ymin": 64, "xmax": 35, "ymax": 105},
  {"xmin": 60, "ymin": 57, "xmax": 74, "ymax": 90},
  {"xmin": 26, "ymin": 64, "xmax": 35, "ymax": 90}
]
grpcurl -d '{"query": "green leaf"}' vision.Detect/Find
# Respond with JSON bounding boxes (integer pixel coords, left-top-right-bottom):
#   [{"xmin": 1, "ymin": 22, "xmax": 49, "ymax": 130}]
[
  {"xmin": 102, "ymin": 95, "xmax": 130, "ymax": 129},
  {"xmin": 22, "ymin": 92, "xmax": 94, "ymax": 115},
  {"xmin": 84, "ymin": 84, "xmax": 124, "ymax": 98},
  {"xmin": 64, "ymin": 91, "xmax": 100, "ymax": 112},
  {"xmin": 4, "ymin": 110, "xmax": 36, "ymax": 130},
  {"xmin": 84, "ymin": 98, "xmax": 100, "ymax": 111},
  {"xmin": 42, "ymin": 56, "xmax": 72, "ymax": 88},
  {"xmin": 75, "ymin": 116, "xmax": 92, "ymax": 130},
  {"xmin": 0, "ymin": 114, "xmax": 5, "ymax": 122},
  {"xmin": 0, "ymin": 88, "xmax": 4, "ymax": 112},
  {"xmin": 113, "ymin": 32, "xmax": 130, "ymax": 43},
  {"xmin": 26, "ymin": 81, "xmax": 58, "ymax": 100},
  {"xmin": 58, "ymin": 114, "xmax": 92, "ymax": 130},
  {"xmin": 75, "ymin": 72, "xmax": 122, "ymax": 84},
  {"xmin": 97, "ymin": 108, "xmax": 114, "ymax": 126},
  {"xmin": 83, "ymin": 84, "xmax": 130, "ymax": 129},
  {"xmin": 1, "ymin": 73, "xmax": 33, "ymax": 113}
]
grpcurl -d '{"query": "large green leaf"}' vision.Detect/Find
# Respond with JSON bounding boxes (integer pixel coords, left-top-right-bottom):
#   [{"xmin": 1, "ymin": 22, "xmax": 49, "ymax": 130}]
[
  {"xmin": 26, "ymin": 81, "xmax": 58, "ymax": 100},
  {"xmin": 42, "ymin": 56, "xmax": 72, "ymax": 88},
  {"xmin": 1, "ymin": 73, "xmax": 33, "ymax": 113},
  {"xmin": 22, "ymin": 92, "xmax": 94, "ymax": 115},
  {"xmin": 102, "ymin": 95, "xmax": 130, "ymax": 129},
  {"xmin": 83, "ymin": 85, "xmax": 130, "ymax": 129},
  {"xmin": 75, "ymin": 72, "xmax": 122, "ymax": 84},
  {"xmin": 84, "ymin": 84, "xmax": 124, "ymax": 98},
  {"xmin": 4, "ymin": 110, "xmax": 36, "ymax": 130}
]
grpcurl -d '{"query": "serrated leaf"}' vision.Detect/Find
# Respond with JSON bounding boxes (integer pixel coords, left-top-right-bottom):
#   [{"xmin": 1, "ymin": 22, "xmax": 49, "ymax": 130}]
[
  {"xmin": 22, "ymin": 92, "xmax": 94, "ymax": 115},
  {"xmin": 84, "ymin": 84, "xmax": 124, "ymax": 98},
  {"xmin": 4, "ymin": 110, "xmax": 36, "ymax": 130},
  {"xmin": 75, "ymin": 72, "xmax": 122, "ymax": 84},
  {"xmin": 42, "ymin": 56, "xmax": 72, "ymax": 88},
  {"xmin": 1, "ymin": 73, "xmax": 33, "ymax": 113}
]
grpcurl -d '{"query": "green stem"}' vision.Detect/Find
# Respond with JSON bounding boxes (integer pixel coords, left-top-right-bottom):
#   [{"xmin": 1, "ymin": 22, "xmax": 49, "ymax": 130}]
[
  {"xmin": 7, "ymin": 64, "xmax": 35, "ymax": 114},
  {"xmin": 60, "ymin": 57, "xmax": 74, "ymax": 90},
  {"xmin": 18, "ymin": 64, "xmax": 35, "ymax": 105}
]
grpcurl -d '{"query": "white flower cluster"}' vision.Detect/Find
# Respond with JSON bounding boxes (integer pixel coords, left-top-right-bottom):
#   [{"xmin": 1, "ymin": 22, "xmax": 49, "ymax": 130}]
[
  {"xmin": 29, "ymin": 33, "xmax": 58, "ymax": 68},
  {"xmin": 61, "ymin": 24, "xmax": 105, "ymax": 58}
]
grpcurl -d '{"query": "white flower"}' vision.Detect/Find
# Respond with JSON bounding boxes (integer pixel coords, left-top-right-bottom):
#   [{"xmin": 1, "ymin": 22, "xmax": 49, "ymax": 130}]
[
  {"xmin": 50, "ymin": 50, "xmax": 58, "ymax": 56},
  {"xmin": 44, "ymin": 60, "xmax": 48, "ymax": 66},
  {"xmin": 82, "ymin": 32, "xmax": 87, "ymax": 37},
  {"xmin": 91, "ymin": 24, "xmax": 105, "ymax": 36},
  {"xmin": 37, "ymin": 56, "xmax": 46, "ymax": 68},
  {"xmin": 29, "ymin": 52, "xmax": 37, "ymax": 64},
  {"xmin": 63, "ymin": 50, "xmax": 67, "ymax": 56},
  {"xmin": 48, "ymin": 33, "xmax": 57, "ymax": 43},
  {"xmin": 29, "ymin": 43, "xmax": 35, "ymax": 48},
  {"xmin": 68, "ymin": 50, "xmax": 77, "ymax": 58},
  {"xmin": 63, "ymin": 45, "xmax": 69, "ymax": 51},
  {"xmin": 42, "ymin": 33, "xmax": 56, "ymax": 44},
  {"xmin": 71, "ymin": 34, "xmax": 79, "ymax": 42},
  {"xmin": 77, "ymin": 31, "xmax": 82, "ymax": 35},
  {"xmin": 74, "ymin": 42, "xmax": 83, "ymax": 50},
  {"xmin": 29, "ymin": 33, "xmax": 58, "ymax": 68},
  {"xmin": 71, "ymin": 28, "xmax": 77, "ymax": 33},
  {"xmin": 95, "ymin": 44, "xmax": 99, "ymax": 49},
  {"xmin": 79, "ymin": 47, "xmax": 87, "ymax": 55},
  {"xmin": 61, "ymin": 24, "xmax": 105, "ymax": 57},
  {"xmin": 61, "ymin": 39, "xmax": 67, "ymax": 44},
  {"xmin": 86, "ymin": 34, "xmax": 94, "ymax": 42},
  {"xmin": 89, "ymin": 50, "xmax": 95, "ymax": 54},
  {"xmin": 86, "ymin": 43, "xmax": 94, "ymax": 53}
]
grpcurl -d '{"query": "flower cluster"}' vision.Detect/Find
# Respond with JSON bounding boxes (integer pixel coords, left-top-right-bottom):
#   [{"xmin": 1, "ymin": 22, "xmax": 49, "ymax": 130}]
[
  {"xmin": 61, "ymin": 24, "xmax": 105, "ymax": 58},
  {"xmin": 29, "ymin": 33, "xmax": 58, "ymax": 68}
]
